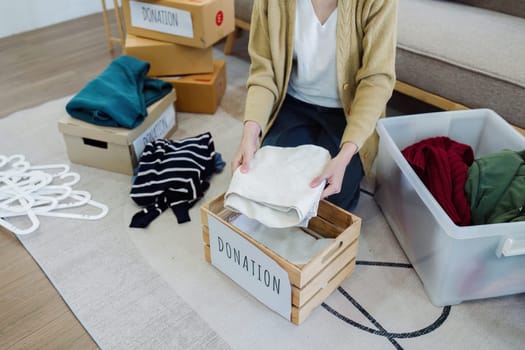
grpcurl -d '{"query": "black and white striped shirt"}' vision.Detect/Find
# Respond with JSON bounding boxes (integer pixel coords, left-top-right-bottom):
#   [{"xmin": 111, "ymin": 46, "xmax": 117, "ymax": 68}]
[{"xmin": 129, "ymin": 132, "xmax": 219, "ymax": 227}]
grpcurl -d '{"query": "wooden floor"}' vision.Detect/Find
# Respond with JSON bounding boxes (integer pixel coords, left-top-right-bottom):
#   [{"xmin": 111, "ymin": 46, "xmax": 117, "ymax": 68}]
[
  {"xmin": 0, "ymin": 13, "xmax": 123, "ymax": 119},
  {"xmin": 0, "ymin": 12, "xmax": 125, "ymax": 350}
]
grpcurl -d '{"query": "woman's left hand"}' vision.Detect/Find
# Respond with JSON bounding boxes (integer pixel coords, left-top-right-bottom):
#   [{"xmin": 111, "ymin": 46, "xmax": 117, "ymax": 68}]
[{"xmin": 310, "ymin": 142, "xmax": 358, "ymax": 199}]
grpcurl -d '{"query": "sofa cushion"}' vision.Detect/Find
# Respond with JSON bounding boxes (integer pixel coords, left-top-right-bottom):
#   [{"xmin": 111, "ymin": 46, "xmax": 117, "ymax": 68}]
[
  {"xmin": 397, "ymin": 0, "xmax": 525, "ymax": 127},
  {"xmin": 447, "ymin": 0, "xmax": 525, "ymax": 19}
]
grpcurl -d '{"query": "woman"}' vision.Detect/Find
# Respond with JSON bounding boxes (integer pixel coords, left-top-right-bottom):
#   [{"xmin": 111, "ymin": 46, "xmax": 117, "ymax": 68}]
[{"xmin": 231, "ymin": 0, "xmax": 398, "ymax": 211}]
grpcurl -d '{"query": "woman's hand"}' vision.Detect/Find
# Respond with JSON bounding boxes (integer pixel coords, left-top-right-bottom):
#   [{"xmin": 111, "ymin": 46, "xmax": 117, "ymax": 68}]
[
  {"xmin": 310, "ymin": 142, "xmax": 357, "ymax": 198},
  {"xmin": 231, "ymin": 120, "xmax": 262, "ymax": 173}
]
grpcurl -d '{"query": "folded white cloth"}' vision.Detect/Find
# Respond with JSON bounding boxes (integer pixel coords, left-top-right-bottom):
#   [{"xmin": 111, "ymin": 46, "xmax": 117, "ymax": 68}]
[
  {"xmin": 225, "ymin": 145, "xmax": 331, "ymax": 228},
  {"xmin": 230, "ymin": 214, "xmax": 333, "ymax": 265}
]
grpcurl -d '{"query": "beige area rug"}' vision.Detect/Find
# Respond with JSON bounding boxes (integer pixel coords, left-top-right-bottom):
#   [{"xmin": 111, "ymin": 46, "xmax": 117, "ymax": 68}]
[
  {"xmin": 2, "ymin": 50, "xmax": 525, "ymax": 350},
  {"xmin": 1, "ymin": 106, "xmax": 233, "ymax": 348}
]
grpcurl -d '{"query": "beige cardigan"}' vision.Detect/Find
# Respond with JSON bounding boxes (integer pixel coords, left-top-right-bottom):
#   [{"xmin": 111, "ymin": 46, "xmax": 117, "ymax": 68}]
[{"xmin": 244, "ymin": 0, "xmax": 398, "ymax": 186}]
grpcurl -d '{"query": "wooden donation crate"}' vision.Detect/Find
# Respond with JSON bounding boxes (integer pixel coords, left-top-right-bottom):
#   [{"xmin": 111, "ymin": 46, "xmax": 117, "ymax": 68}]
[{"xmin": 200, "ymin": 193, "xmax": 361, "ymax": 324}]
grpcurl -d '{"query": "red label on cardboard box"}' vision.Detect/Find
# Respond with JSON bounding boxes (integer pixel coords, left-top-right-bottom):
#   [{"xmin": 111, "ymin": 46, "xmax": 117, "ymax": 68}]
[{"xmin": 216, "ymin": 10, "xmax": 224, "ymax": 26}]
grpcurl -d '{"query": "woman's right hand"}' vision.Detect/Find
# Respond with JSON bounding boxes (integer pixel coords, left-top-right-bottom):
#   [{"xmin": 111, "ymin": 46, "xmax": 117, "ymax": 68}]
[{"xmin": 231, "ymin": 120, "xmax": 262, "ymax": 173}]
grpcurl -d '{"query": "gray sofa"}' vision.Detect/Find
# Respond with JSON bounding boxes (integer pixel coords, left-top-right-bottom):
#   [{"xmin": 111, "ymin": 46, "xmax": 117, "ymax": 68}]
[
  {"xmin": 226, "ymin": 0, "xmax": 525, "ymax": 133},
  {"xmin": 396, "ymin": 0, "xmax": 525, "ymax": 132}
]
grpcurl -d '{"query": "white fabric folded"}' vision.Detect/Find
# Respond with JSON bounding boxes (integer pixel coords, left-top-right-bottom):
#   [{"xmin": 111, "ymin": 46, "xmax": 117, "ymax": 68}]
[
  {"xmin": 230, "ymin": 214, "xmax": 333, "ymax": 265},
  {"xmin": 225, "ymin": 145, "xmax": 331, "ymax": 228}
]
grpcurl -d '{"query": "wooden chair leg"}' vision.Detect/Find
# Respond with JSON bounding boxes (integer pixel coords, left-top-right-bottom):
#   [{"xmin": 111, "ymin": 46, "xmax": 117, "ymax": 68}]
[
  {"xmin": 113, "ymin": 0, "xmax": 125, "ymax": 44},
  {"xmin": 101, "ymin": 0, "xmax": 125, "ymax": 54},
  {"xmin": 101, "ymin": 0, "xmax": 114, "ymax": 53},
  {"xmin": 223, "ymin": 28, "xmax": 239, "ymax": 55}
]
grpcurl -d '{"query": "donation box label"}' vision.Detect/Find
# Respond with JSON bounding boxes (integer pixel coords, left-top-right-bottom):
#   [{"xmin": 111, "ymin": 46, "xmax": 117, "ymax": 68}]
[
  {"xmin": 208, "ymin": 215, "xmax": 292, "ymax": 320},
  {"xmin": 129, "ymin": 0, "xmax": 194, "ymax": 38},
  {"xmin": 132, "ymin": 104, "xmax": 176, "ymax": 158}
]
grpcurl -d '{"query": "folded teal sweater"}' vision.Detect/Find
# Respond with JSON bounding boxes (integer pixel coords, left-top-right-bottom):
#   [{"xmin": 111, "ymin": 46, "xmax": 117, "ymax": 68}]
[{"xmin": 65, "ymin": 55, "xmax": 172, "ymax": 129}]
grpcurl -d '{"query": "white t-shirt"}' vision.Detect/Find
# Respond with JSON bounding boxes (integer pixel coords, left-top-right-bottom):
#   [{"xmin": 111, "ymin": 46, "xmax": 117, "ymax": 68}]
[{"xmin": 287, "ymin": 0, "xmax": 342, "ymax": 108}]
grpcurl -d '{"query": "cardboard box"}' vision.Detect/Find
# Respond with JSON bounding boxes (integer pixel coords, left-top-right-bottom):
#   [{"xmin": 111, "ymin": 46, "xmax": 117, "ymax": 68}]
[
  {"xmin": 122, "ymin": 0, "xmax": 234, "ymax": 48},
  {"xmin": 124, "ymin": 34, "xmax": 214, "ymax": 77},
  {"xmin": 375, "ymin": 109, "xmax": 525, "ymax": 306},
  {"xmin": 58, "ymin": 89, "xmax": 177, "ymax": 175},
  {"xmin": 201, "ymin": 193, "xmax": 361, "ymax": 324},
  {"xmin": 161, "ymin": 60, "xmax": 226, "ymax": 114}
]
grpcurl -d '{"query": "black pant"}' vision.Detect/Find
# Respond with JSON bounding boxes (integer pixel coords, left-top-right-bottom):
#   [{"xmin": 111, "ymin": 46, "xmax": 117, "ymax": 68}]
[{"xmin": 262, "ymin": 94, "xmax": 364, "ymax": 211}]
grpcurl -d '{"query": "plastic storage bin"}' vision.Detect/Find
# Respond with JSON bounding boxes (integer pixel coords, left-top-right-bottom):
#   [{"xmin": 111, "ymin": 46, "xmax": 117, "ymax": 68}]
[{"xmin": 375, "ymin": 109, "xmax": 525, "ymax": 306}]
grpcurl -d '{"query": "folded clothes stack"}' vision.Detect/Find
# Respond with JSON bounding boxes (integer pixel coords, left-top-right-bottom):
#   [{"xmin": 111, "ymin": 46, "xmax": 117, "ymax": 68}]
[
  {"xmin": 66, "ymin": 55, "xmax": 172, "ymax": 129},
  {"xmin": 225, "ymin": 144, "xmax": 331, "ymax": 228}
]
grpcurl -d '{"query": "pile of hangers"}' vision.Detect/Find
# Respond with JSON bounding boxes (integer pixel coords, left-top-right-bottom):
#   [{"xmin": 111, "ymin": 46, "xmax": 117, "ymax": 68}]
[{"xmin": 0, "ymin": 154, "xmax": 108, "ymax": 235}]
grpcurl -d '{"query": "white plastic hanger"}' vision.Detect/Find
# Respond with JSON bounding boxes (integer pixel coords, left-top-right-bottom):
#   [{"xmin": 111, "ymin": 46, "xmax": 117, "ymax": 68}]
[
  {"xmin": 0, "ymin": 155, "xmax": 30, "ymax": 177},
  {"xmin": 0, "ymin": 154, "xmax": 109, "ymax": 235},
  {"xmin": 0, "ymin": 211, "xmax": 40, "ymax": 235}
]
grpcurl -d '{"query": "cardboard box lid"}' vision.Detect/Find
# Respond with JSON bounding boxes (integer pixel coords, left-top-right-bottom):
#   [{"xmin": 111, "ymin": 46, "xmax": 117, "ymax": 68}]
[
  {"xmin": 125, "ymin": 33, "xmax": 174, "ymax": 48},
  {"xmin": 130, "ymin": 0, "xmax": 219, "ymax": 11},
  {"xmin": 125, "ymin": 33, "xmax": 212, "ymax": 50},
  {"xmin": 123, "ymin": 33, "xmax": 215, "ymax": 77},
  {"xmin": 161, "ymin": 60, "xmax": 225, "ymax": 85},
  {"xmin": 58, "ymin": 89, "xmax": 176, "ymax": 146}
]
